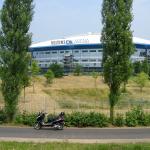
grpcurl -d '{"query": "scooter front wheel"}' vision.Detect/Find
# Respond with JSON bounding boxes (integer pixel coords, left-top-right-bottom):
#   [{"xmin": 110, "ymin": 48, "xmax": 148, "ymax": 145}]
[
  {"xmin": 53, "ymin": 123, "xmax": 64, "ymax": 130},
  {"xmin": 58, "ymin": 123, "xmax": 64, "ymax": 130},
  {"xmin": 34, "ymin": 122, "xmax": 41, "ymax": 130}
]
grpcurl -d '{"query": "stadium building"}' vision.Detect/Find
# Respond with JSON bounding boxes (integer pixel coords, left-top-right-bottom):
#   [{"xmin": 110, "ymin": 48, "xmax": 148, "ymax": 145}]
[{"xmin": 30, "ymin": 33, "xmax": 150, "ymax": 72}]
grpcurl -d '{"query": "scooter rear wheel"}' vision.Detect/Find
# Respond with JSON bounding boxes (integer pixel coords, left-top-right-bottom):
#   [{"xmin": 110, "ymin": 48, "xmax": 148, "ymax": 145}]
[{"xmin": 34, "ymin": 122, "xmax": 41, "ymax": 130}]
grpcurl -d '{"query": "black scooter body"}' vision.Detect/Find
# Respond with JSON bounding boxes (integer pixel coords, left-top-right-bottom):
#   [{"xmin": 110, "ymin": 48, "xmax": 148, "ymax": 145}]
[{"xmin": 34, "ymin": 112, "xmax": 65, "ymax": 130}]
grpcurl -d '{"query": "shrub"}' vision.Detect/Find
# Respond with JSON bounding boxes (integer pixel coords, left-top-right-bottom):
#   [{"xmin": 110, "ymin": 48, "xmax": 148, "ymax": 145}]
[
  {"xmin": 73, "ymin": 64, "xmax": 82, "ymax": 76},
  {"xmin": 11, "ymin": 109, "xmax": 150, "ymax": 127},
  {"xmin": 50, "ymin": 63, "xmax": 64, "ymax": 78},
  {"xmin": 15, "ymin": 111, "xmax": 36, "ymax": 126},
  {"xmin": 134, "ymin": 72, "xmax": 149, "ymax": 92},
  {"xmin": 132, "ymin": 106, "xmax": 149, "ymax": 126},
  {"xmin": 146, "ymin": 114, "xmax": 150, "ymax": 126},
  {"xmin": 65, "ymin": 112, "xmax": 109, "ymax": 127},
  {"xmin": 125, "ymin": 106, "xmax": 148, "ymax": 127},
  {"xmin": 15, "ymin": 114, "xmax": 23, "ymax": 124},
  {"xmin": 143, "ymin": 113, "xmax": 150, "ymax": 126},
  {"xmin": 44, "ymin": 69, "xmax": 54, "ymax": 84},
  {"xmin": 65, "ymin": 112, "xmax": 88, "ymax": 127},
  {"xmin": 89, "ymin": 112, "xmax": 109, "ymax": 127},
  {"xmin": 126, "ymin": 111, "xmax": 138, "ymax": 127},
  {"xmin": 0, "ymin": 109, "xmax": 7, "ymax": 124},
  {"xmin": 114, "ymin": 114, "xmax": 125, "ymax": 127}
]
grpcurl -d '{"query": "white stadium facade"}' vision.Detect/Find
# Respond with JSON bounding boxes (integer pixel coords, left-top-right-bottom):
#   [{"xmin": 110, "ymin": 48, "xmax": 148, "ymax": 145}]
[{"xmin": 30, "ymin": 33, "xmax": 150, "ymax": 72}]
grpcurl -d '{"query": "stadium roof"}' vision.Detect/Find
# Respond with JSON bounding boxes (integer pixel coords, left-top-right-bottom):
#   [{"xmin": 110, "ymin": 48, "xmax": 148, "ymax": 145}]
[{"xmin": 30, "ymin": 33, "xmax": 150, "ymax": 48}]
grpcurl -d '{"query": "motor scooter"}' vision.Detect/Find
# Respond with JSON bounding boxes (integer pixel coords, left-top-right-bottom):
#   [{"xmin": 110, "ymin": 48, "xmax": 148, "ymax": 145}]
[{"xmin": 34, "ymin": 112, "xmax": 65, "ymax": 130}]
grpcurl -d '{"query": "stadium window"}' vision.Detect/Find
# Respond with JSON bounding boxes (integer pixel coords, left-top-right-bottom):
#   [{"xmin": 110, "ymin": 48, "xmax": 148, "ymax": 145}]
[
  {"xmin": 74, "ymin": 59, "xmax": 79, "ymax": 62},
  {"xmin": 98, "ymin": 50, "xmax": 102, "ymax": 52},
  {"xmin": 90, "ymin": 59, "xmax": 96, "ymax": 62},
  {"xmin": 82, "ymin": 59, "xmax": 88, "ymax": 62},
  {"xmin": 45, "ymin": 51, "xmax": 50, "ymax": 54},
  {"xmin": 45, "ymin": 60, "xmax": 50, "ymax": 62},
  {"xmin": 140, "ymin": 52, "xmax": 146, "ymax": 57},
  {"xmin": 52, "ymin": 60, "xmax": 57, "ymax": 63},
  {"xmin": 39, "ymin": 52, "xmax": 44, "ymax": 54},
  {"xmin": 52, "ymin": 51, "xmax": 57, "ymax": 54},
  {"xmin": 75, "ymin": 50, "xmax": 79, "ymax": 53},
  {"xmin": 90, "ymin": 50, "xmax": 96, "ymax": 52},
  {"xmin": 60, "ymin": 51, "xmax": 64, "ymax": 53},
  {"xmin": 82, "ymin": 50, "xmax": 88, "ymax": 53}
]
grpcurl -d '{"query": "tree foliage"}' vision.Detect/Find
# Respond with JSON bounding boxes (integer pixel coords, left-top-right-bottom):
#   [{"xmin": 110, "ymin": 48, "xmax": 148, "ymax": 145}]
[
  {"xmin": 101, "ymin": 0, "xmax": 134, "ymax": 122},
  {"xmin": 141, "ymin": 59, "xmax": 149, "ymax": 75},
  {"xmin": 134, "ymin": 72, "xmax": 149, "ymax": 93},
  {"xmin": 0, "ymin": 0, "xmax": 33, "ymax": 121},
  {"xmin": 73, "ymin": 64, "xmax": 82, "ymax": 76},
  {"xmin": 44, "ymin": 69, "xmax": 54, "ymax": 84},
  {"xmin": 30, "ymin": 60, "xmax": 40, "ymax": 93},
  {"xmin": 50, "ymin": 63, "xmax": 64, "ymax": 78},
  {"xmin": 133, "ymin": 59, "xmax": 150, "ymax": 75},
  {"xmin": 133, "ymin": 61, "xmax": 142, "ymax": 75}
]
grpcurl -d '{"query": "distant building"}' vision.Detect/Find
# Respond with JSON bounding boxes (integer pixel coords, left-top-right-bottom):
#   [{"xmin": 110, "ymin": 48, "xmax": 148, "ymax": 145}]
[{"xmin": 30, "ymin": 33, "xmax": 150, "ymax": 72}]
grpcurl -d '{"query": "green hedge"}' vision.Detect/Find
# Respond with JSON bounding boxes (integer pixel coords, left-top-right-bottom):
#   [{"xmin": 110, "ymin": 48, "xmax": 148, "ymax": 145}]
[
  {"xmin": 113, "ymin": 113, "xmax": 125, "ymax": 127},
  {"xmin": 0, "ymin": 107, "xmax": 150, "ymax": 127},
  {"xmin": 0, "ymin": 109, "xmax": 7, "ymax": 124},
  {"xmin": 14, "ymin": 112, "xmax": 109, "ymax": 127},
  {"xmin": 125, "ymin": 107, "xmax": 150, "ymax": 127},
  {"xmin": 15, "ymin": 111, "xmax": 36, "ymax": 126},
  {"xmin": 65, "ymin": 112, "xmax": 109, "ymax": 127}
]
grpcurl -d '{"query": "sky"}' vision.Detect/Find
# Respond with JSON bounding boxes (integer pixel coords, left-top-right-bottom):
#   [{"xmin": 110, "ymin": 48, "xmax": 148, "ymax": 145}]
[{"xmin": 0, "ymin": 0, "xmax": 150, "ymax": 43}]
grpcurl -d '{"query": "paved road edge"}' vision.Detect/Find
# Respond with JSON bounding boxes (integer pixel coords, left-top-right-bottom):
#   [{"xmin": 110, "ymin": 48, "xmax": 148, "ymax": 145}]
[
  {"xmin": 1, "ymin": 126, "xmax": 150, "ymax": 129},
  {"xmin": 0, "ymin": 137, "xmax": 150, "ymax": 144}
]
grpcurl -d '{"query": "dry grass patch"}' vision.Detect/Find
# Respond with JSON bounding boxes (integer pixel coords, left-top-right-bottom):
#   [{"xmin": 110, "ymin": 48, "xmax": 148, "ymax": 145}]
[
  {"xmin": 50, "ymin": 75, "xmax": 107, "ymax": 89},
  {"xmin": 0, "ymin": 75, "xmax": 150, "ymax": 114}
]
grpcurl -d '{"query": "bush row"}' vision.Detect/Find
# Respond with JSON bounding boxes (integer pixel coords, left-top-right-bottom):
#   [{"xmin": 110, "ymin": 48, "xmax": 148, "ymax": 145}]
[
  {"xmin": 65, "ymin": 112, "xmax": 109, "ymax": 127},
  {"xmin": 114, "ymin": 107, "xmax": 150, "ymax": 127},
  {"xmin": 15, "ymin": 112, "xmax": 37, "ymax": 126},
  {"xmin": 0, "ymin": 107, "xmax": 150, "ymax": 127},
  {"xmin": 0, "ymin": 109, "xmax": 7, "ymax": 124}
]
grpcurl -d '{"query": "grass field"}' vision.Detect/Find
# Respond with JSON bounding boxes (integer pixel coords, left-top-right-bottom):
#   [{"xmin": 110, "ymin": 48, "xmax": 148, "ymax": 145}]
[
  {"xmin": 0, "ymin": 142, "xmax": 150, "ymax": 150},
  {"xmin": 0, "ymin": 75, "xmax": 150, "ymax": 114}
]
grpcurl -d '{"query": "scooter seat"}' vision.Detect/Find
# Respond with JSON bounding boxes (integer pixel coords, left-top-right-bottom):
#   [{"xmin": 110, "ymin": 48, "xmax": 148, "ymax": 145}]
[{"xmin": 48, "ymin": 117, "xmax": 56, "ymax": 122}]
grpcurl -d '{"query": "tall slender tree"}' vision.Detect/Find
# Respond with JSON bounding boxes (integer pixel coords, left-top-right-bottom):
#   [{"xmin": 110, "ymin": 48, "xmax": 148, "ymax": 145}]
[
  {"xmin": 0, "ymin": 0, "xmax": 34, "ymax": 121},
  {"xmin": 101, "ymin": 0, "xmax": 134, "ymax": 122},
  {"xmin": 31, "ymin": 60, "xmax": 40, "ymax": 93}
]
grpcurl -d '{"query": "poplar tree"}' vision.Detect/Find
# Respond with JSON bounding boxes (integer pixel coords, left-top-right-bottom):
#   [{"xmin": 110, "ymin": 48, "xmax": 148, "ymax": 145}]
[
  {"xmin": 0, "ymin": 0, "xmax": 34, "ymax": 121},
  {"xmin": 101, "ymin": 0, "xmax": 134, "ymax": 122},
  {"xmin": 31, "ymin": 60, "xmax": 40, "ymax": 93}
]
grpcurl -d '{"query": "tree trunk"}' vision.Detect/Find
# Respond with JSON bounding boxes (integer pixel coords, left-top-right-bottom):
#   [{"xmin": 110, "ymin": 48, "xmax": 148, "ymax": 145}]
[
  {"xmin": 140, "ymin": 87, "xmax": 143, "ymax": 93},
  {"xmin": 33, "ymin": 82, "xmax": 35, "ymax": 93},
  {"xmin": 24, "ymin": 86, "xmax": 26, "ymax": 103},
  {"xmin": 123, "ymin": 82, "xmax": 126, "ymax": 93},
  {"xmin": 110, "ymin": 105, "xmax": 114, "ymax": 123},
  {"xmin": 95, "ymin": 78, "xmax": 97, "ymax": 89}
]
